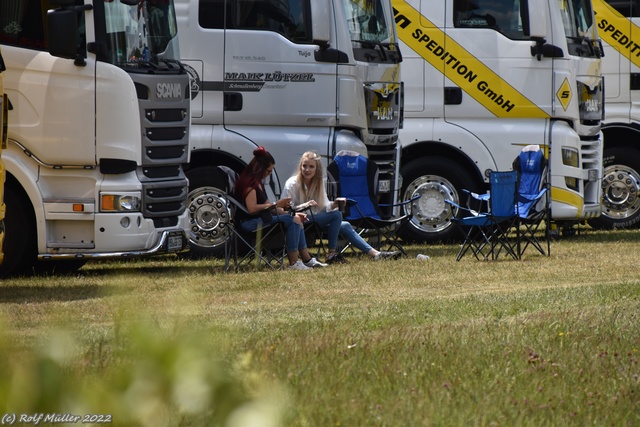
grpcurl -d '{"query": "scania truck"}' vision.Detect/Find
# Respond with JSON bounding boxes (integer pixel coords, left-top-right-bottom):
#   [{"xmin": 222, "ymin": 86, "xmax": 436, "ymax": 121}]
[
  {"xmin": 393, "ymin": 0, "xmax": 604, "ymax": 242},
  {"xmin": 0, "ymin": 49, "xmax": 7, "ymax": 266},
  {"xmin": 175, "ymin": 0, "xmax": 403, "ymax": 257},
  {"xmin": 0, "ymin": 0, "xmax": 191, "ymax": 276},
  {"xmin": 592, "ymin": 0, "xmax": 640, "ymax": 228}
]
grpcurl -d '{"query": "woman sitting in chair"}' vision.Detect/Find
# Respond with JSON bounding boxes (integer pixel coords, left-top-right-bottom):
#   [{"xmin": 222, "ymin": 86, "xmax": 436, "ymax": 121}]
[
  {"xmin": 282, "ymin": 151, "xmax": 400, "ymax": 264},
  {"xmin": 234, "ymin": 147, "xmax": 327, "ymax": 270}
]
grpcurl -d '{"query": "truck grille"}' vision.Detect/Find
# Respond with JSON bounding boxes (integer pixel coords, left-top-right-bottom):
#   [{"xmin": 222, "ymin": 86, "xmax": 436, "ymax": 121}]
[
  {"xmin": 581, "ymin": 135, "xmax": 602, "ymax": 206},
  {"xmin": 132, "ymin": 73, "xmax": 190, "ymax": 223}
]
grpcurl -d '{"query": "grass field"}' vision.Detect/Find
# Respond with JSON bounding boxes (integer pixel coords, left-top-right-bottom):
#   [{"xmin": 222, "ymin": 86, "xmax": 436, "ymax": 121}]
[{"xmin": 0, "ymin": 228, "xmax": 638, "ymax": 426}]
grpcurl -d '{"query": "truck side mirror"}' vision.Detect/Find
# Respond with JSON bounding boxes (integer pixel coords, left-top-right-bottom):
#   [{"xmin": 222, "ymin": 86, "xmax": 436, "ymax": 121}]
[
  {"xmin": 310, "ymin": 0, "xmax": 331, "ymax": 47},
  {"xmin": 47, "ymin": 9, "xmax": 78, "ymax": 60},
  {"xmin": 522, "ymin": 0, "xmax": 547, "ymax": 39}
]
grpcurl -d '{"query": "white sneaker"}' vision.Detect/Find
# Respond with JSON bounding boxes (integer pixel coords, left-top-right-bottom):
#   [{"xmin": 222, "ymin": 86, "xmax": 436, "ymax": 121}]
[
  {"xmin": 304, "ymin": 257, "xmax": 328, "ymax": 268},
  {"xmin": 289, "ymin": 260, "xmax": 312, "ymax": 271},
  {"xmin": 372, "ymin": 250, "xmax": 402, "ymax": 261}
]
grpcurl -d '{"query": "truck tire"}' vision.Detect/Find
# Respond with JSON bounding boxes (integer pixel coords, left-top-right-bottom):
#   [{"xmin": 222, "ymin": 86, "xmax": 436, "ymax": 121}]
[
  {"xmin": 399, "ymin": 157, "xmax": 479, "ymax": 243},
  {"xmin": 0, "ymin": 184, "xmax": 37, "ymax": 277},
  {"xmin": 589, "ymin": 147, "xmax": 640, "ymax": 229},
  {"xmin": 184, "ymin": 166, "xmax": 232, "ymax": 258}
]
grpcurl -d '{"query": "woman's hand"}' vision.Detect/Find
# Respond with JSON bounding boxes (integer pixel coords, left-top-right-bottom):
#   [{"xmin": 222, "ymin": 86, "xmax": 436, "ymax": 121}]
[
  {"xmin": 275, "ymin": 197, "xmax": 292, "ymax": 209},
  {"xmin": 333, "ymin": 197, "xmax": 346, "ymax": 211},
  {"xmin": 296, "ymin": 200, "xmax": 318, "ymax": 211},
  {"xmin": 296, "ymin": 212, "xmax": 308, "ymax": 222}
]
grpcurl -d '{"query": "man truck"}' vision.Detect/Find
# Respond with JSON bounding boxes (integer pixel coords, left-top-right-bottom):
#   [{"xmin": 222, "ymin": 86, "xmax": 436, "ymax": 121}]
[
  {"xmin": 393, "ymin": 0, "xmax": 604, "ymax": 242},
  {"xmin": 0, "ymin": 0, "xmax": 191, "ymax": 276},
  {"xmin": 175, "ymin": 0, "xmax": 404, "ymax": 257},
  {"xmin": 592, "ymin": 0, "xmax": 640, "ymax": 228}
]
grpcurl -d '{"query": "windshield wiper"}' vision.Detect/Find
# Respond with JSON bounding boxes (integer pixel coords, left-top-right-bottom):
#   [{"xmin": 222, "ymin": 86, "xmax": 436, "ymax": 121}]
[{"xmin": 159, "ymin": 58, "xmax": 186, "ymax": 71}]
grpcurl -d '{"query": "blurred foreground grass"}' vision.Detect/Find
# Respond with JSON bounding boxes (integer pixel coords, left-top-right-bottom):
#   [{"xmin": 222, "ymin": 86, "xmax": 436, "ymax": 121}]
[{"xmin": 0, "ymin": 228, "xmax": 638, "ymax": 426}]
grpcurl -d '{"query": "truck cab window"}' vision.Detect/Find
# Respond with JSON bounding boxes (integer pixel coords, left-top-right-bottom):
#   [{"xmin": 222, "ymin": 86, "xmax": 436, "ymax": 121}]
[
  {"xmin": 0, "ymin": 0, "xmax": 48, "ymax": 49},
  {"xmin": 198, "ymin": 0, "xmax": 311, "ymax": 43},
  {"xmin": 342, "ymin": 0, "xmax": 392, "ymax": 43},
  {"xmin": 0, "ymin": 0, "xmax": 86, "ymax": 56},
  {"xmin": 453, "ymin": 0, "xmax": 525, "ymax": 39}
]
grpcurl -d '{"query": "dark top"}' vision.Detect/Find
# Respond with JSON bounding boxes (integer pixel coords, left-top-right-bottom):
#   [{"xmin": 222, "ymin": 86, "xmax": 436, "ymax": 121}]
[{"xmin": 236, "ymin": 185, "xmax": 269, "ymax": 222}]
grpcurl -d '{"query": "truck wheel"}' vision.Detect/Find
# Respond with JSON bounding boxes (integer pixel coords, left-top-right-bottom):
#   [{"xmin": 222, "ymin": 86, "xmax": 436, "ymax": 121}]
[
  {"xmin": 0, "ymin": 184, "xmax": 37, "ymax": 277},
  {"xmin": 184, "ymin": 166, "xmax": 232, "ymax": 258},
  {"xmin": 589, "ymin": 147, "xmax": 640, "ymax": 229},
  {"xmin": 399, "ymin": 157, "xmax": 478, "ymax": 243}
]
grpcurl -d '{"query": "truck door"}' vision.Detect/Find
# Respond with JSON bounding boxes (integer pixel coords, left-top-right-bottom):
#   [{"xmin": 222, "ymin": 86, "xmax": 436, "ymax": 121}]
[
  {"xmin": 395, "ymin": 0, "xmax": 446, "ymax": 119},
  {"xmin": 595, "ymin": 0, "xmax": 628, "ymax": 109},
  {"xmin": 222, "ymin": 0, "xmax": 338, "ymax": 174},
  {"xmin": 443, "ymin": 0, "xmax": 552, "ymax": 121},
  {"xmin": 1, "ymin": 0, "xmax": 96, "ymax": 167}
]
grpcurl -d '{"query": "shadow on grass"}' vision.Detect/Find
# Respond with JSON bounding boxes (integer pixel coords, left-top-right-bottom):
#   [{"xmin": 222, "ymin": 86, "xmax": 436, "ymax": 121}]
[
  {"xmin": 78, "ymin": 265, "xmax": 218, "ymax": 277},
  {"xmin": 556, "ymin": 227, "xmax": 640, "ymax": 243},
  {"xmin": 0, "ymin": 284, "xmax": 132, "ymax": 304}
]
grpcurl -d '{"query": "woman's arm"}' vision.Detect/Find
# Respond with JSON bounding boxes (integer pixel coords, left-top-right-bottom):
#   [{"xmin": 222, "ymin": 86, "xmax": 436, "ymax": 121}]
[
  {"xmin": 244, "ymin": 188, "xmax": 274, "ymax": 214},
  {"xmin": 245, "ymin": 188, "xmax": 291, "ymax": 215}
]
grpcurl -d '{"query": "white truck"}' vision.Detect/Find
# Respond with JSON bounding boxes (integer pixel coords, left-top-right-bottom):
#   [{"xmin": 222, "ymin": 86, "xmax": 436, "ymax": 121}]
[
  {"xmin": 592, "ymin": 0, "xmax": 640, "ymax": 228},
  {"xmin": 0, "ymin": 0, "xmax": 191, "ymax": 276},
  {"xmin": 393, "ymin": 0, "xmax": 605, "ymax": 242},
  {"xmin": 175, "ymin": 0, "xmax": 404, "ymax": 257}
]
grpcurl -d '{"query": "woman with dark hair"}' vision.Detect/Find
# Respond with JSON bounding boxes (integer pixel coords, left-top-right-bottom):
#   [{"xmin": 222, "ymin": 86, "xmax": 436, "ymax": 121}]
[
  {"xmin": 281, "ymin": 151, "xmax": 401, "ymax": 263},
  {"xmin": 234, "ymin": 146, "xmax": 327, "ymax": 270}
]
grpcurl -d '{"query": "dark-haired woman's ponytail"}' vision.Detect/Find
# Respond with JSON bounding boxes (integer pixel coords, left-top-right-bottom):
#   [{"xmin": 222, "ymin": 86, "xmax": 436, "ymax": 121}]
[{"xmin": 253, "ymin": 146, "xmax": 267, "ymax": 157}]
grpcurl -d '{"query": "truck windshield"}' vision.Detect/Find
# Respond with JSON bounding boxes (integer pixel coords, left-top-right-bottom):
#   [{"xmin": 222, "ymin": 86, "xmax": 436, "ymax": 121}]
[
  {"xmin": 105, "ymin": 0, "xmax": 179, "ymax": 67},
  {"xmin": 558, "ymin": 0, "xmax": 601, "ymax": 57},
  {"xmin": 341, "ymin": 0, "xmax": 400, "ymax": 62},
  {"xmin": 342, "ymin": 0, "xmax": 395, "ymax": 43}
]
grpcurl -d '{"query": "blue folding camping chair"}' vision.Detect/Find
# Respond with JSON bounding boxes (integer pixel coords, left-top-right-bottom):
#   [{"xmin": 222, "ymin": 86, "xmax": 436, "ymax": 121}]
[
  {"xmin": 326, "ymin": 150, "xmax": 419, "ymax": 255},
  {"xmin": 512, "ymin": 145, "xmax": 551, "ymax": 258},
  {"xmin": 446, "ymin": 170, "xmax": 519, "ymax": 261}
]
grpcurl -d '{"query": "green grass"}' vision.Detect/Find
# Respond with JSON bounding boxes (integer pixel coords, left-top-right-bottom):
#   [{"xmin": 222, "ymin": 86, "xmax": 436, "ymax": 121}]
[{"xmin": 0, "ymin": 228, "xmax": 638, "ymax": 426}]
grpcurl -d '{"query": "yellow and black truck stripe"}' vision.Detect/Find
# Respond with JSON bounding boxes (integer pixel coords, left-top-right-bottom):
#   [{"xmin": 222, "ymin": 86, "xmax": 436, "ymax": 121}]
[
  {"xmin": 593, "ymin": 0, "xmax": 640, "ymax": 68},
  {"xmin": 393, "ymin": 0, "xmax": 550, "ymax": 119}
]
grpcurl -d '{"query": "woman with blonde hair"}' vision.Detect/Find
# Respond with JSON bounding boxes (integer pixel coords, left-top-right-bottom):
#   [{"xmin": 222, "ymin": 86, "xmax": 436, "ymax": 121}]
[{"xmin": 282, "ymin": 151, "xmax": 400, "ymax": 263}]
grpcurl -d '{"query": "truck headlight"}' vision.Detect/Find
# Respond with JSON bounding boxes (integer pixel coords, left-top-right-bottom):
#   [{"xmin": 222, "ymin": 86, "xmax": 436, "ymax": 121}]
[
  {"xmin": 101, "ymin": 194, "xmax": 141, "ymax": 212},
  {"xmin": 561, "ymin": 148, "xmax": 579, "ymax": 167}
]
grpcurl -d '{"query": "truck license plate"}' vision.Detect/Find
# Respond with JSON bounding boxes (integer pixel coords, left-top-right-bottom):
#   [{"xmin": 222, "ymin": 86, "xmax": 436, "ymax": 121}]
[
  {"xmin": 378, "ymin": 179, "xmax": 390, "ymax": 193},
  {"xmin": 167, "ymin": 234, "xmax": 184, "ymax": 252}
]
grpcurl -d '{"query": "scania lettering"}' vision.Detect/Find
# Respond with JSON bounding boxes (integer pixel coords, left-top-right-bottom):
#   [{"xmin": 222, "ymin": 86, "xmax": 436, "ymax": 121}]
[
  {"xmin": 0, "ymin": 0, "xmax": 191, "ymax": 276},
  {"xmin": 394, "ymin": 0, "xmax": 604, "ymax": 242},
  {"xmin": 176, "ymin": 0, "xmax": 403, "ymax": 257},
  {"xmin": 0, "ymin": 48, "xmax": 7, "ymax": 267},
  {"xmin": 592, "ymin": 0, "xmax": 640, "ymax": 228}
]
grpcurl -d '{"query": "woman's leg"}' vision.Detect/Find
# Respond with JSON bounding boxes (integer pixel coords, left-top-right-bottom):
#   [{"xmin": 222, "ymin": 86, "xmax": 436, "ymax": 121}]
[
  {"xmin": 239, "ymin": 217, "xmax": 262, "ymax": 233},
  {"xmin": 275, "ymin": 214, "xmax": 302, "ymax": 265},
  {"xmin": 310, "ymin": 210, "xmax": 342, "ymax": 252}
]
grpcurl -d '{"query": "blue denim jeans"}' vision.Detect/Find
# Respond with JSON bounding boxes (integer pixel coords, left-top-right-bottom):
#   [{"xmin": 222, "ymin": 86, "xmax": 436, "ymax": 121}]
[
  {"xmin": 309, "ymin": 210, "xmax": 342, "ymax": 250},
  {"xmin": 240, "ymin": 214, "xmax": 307, "ymax": 253},
  {"xmin": 311, "ymin": 210, "xmax": 372, "ymax": 254}
]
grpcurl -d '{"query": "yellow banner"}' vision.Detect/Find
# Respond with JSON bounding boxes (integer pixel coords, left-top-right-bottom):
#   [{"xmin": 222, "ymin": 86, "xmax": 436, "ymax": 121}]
[
  {"xmin": 593, "ymin": 0, "xmax": 640, "ymax": 68},
  {"xmin": 393, "ymin": 0, "xmax": 549, "ymax": 118}
]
